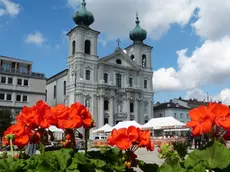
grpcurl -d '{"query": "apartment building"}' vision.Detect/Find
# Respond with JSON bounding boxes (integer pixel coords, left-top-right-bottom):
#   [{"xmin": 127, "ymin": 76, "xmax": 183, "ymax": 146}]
[{"xmin": 0, "ymin": 55, "xmax": 46, "ymax": 118}]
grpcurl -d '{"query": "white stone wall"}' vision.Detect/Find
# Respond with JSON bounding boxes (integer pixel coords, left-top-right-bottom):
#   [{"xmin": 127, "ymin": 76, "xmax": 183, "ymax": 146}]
[
  {"xmin": 154, "ymin": 108, "xmax": 190, "ymax": 123},
  {"xmin": 46, "ymin": 75, "xmax": 67, "ymax": 106}
]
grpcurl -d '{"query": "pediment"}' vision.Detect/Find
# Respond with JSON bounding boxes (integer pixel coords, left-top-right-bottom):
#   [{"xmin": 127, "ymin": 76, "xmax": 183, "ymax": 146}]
[{"xmin": 99, "ymin": 50, "xmax": 140, "ymax": 70}]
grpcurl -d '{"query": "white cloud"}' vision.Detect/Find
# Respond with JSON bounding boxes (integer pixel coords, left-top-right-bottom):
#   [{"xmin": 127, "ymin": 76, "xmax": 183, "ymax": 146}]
[
  {"xmin": 67, "ymin": 1, "xmax": 230, "ymax": 41},
  {"xmin": 25, "ymin": 32, "xmax": 46, "ymax": 45},
  {"xmin": 0, "ymin": 0, "xmax": 21, "ymax": 17},
  {"xmin": 185, "ymin": 88, "xmax": 230, "ymax": 105},
  {"xmin": 191, "ymin": 0, "xmax": 230, "ymax": 40},
  {"xmin": 67, "ymin": 0, "xmax": 196, "ymax": 40},
  {"xmin": 154, "ymin": 36, "xmax": 230, "ymax": 92}
]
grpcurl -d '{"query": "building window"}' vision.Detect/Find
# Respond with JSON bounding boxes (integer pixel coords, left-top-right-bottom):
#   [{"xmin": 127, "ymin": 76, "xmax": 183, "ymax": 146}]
[
  {"xmin": 1, "ymin": 76, "xmax": 6, "ymax": 83},
  {"xmin": 145, "ymin": 120, "xmax": 148, "ymax": 123},
  {"xmin": 85, "ymin": 70, "xmax": 90, "ymax": 80},
  {"xmin": 22, "ymin": 95, "xmax": 28, "ymax": 102},
  {"xmin": 45, "ymin": 90, "xmax": 47, "ymax": 101},
  {"xmin": 63, "ymin": 81, "xmax": 66, "ymax": 95},
  {"xmin": 16, "ymin": 95, "xmax": 21, "ymax": 101},
  {"xmin": 142, "ymin": 54, "xmax": 146, "ymax": 67},
  {"xmin": 129, "ymin": 78, "xmax": 133, "ymax": 87},
  {"xmin": 72, "ymin": 40, "xmax": 76, "ymax": 55},
  {"xmin": 0, "ymin": 93, "xmax": 4, "ymax": 100},
  {"xmin": 116, "ymin": 59, "xmax": 122, "ymax": 64},
  {"xmin": 130, "ymin": 102, "xmax": 134, "ymax": 113},
  {"xmin": 104, "ymin": 73, "xmax": 108, "ymax": 83},
  {"xmin": 180, "ymin": 113, "xmax": 183, "ymax": 118},
  {"xmin": 17, "ymin": 79, "xmax": 22, "ymax": 85},
  {"xmin": 84, "ymin": 40, "xmax": 91, "ymax": 54},
  {"xmin": 144, "ymin": 80, "xmax": 147, "ymax": 89},
  {"xmin": 8, "ymin": 77, "xmax": 13, "ymax": 84},
  {"xmin": 131, "ymin": 55, "xmax": 135, "ymax": 60},
  {"xmin": 174, "ymin": 113, "xmax": 177, "ymax": 118},
  {"xmin": 6, "ymin": 94, "xmax": 11, "ymax": 101},
  {"xmin": 104, "ymin": 100, "xmax": 109, "ymax": 110},
  {"xmin": 116, "ymin": 73, "xmax": 122, "ymax": 88},
  {"xmin": 104, "ymin": 118, "xmax": 109, "ymax": 125},
  {"xmin": 53, "ymin": 85, "xmax": 56, "ymax": 99},
  {"xmin": 24, "ymin": 79, "xmax": 28, "ymax": 86}
]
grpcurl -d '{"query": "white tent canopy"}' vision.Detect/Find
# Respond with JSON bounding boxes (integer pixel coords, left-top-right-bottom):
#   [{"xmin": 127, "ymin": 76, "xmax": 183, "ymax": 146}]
[
  {"xmin": 48, "ymin": 125, "xmax": 64, "ymax": 133},
  {"xmin": 105, "ymin": 120, "xmax": 142, "ymax": 132},
  {"xmin": 141, "ymin": 117, "xmax": 186, "ymax": 130},
  {"xmin": 92, "ymin": 124, "xmax": 113, "ymax": 133}
]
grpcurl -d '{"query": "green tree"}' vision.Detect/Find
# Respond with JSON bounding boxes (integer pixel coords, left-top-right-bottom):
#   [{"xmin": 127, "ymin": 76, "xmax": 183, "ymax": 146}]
[{"xmin": 0, "ymin": 109, "xmax": 13, "ymax": 140}]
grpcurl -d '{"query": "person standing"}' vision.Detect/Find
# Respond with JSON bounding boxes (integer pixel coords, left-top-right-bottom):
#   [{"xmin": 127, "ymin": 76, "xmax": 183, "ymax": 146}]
[{"xmin": 186, "ymin": 130, "xmax": 193, "ymax": 149}]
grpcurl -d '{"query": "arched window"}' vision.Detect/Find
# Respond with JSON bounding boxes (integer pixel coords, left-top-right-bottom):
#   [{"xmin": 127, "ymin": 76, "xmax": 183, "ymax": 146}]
[
  {"xmin": 63, "ymin": 81, "xmax": 66, "ymax": 95},
  {"xmin": 130, "ymin": 102, "xmax": 134, "ymax": 113},
  {"xmin": 53, "ymin": 85, "xmax": 56, "ymax": 99},
  {"xmin": 84, "ymin": 40, "xmax": 91, "ymax": 54},
  {"xmin": 130, "ymin": 55, "xmax": 135, "ymax": 60},
  {"xmin": 72, "ymin": 41, "xmax": 76, "ymax": 55},
  {"xmin": 85, "ymin": 70, "xmax": 90, "ymax": 80},
  {"xmin": 104, "ymin": 100, "xmax": 109, "ymax": 110},
  {"xmin": 142, "ymin": 54, "xmax": 146, "ymax": 67}
]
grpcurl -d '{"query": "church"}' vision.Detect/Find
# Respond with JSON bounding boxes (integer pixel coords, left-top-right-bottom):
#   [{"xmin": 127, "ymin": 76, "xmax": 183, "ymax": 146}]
[{"xmin": 46, "ymin": 0, "xmax": 154, "ymax": 128}]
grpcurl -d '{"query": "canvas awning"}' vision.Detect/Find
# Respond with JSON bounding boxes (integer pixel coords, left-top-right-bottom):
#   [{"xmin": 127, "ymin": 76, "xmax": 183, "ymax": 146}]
[
  {"xmin": 92, "ymin": 124, "xmax": 113, "ymax": 133},
  {"xmin": 141, "ymin": 117, "xmax": 186, "ymax": 130},
  {"xmin": 105, "ymin": 120, "xmax": 142, "ymax": 132}
]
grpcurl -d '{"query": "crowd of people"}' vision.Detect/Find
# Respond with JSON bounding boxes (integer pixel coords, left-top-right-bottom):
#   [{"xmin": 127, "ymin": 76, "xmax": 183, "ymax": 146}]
[{"xmin": 186, "ymin": 130, "xmax": 209, "ymax": 149}]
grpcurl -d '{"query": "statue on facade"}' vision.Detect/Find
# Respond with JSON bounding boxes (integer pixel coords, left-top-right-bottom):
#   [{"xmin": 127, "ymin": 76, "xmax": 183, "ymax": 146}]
[
  {"xmin": 144, "ymin": 102, "xmax": 148, "ymax": 114},
  {"xmin": 117, "ymin": 101, "xmax": 123, "ymax": 114},
  {"xmin": 85, "ymin": 99, "xmax": 90, "ymax": 108}
]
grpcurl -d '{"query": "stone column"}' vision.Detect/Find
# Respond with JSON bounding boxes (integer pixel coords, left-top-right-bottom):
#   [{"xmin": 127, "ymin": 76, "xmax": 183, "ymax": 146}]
[
  {"xmin": 134, "ymin": 100, "xmax": 139, "ymax": 122},
  {"xmin": 97, "ymin": 96, "xmax": 104, "ymax": 128},
  {"xmin": 109, "ymin": 97, "xmax": 114, "ymax": 126},
  {"xmin": 126, "ymin": 99, "xmax": 130, "ymax": 120}
]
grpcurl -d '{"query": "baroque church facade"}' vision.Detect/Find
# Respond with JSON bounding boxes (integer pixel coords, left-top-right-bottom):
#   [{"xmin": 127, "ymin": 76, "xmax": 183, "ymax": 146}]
[{"xmin": 46, "ymin": 0, "xmax": 154, "ymax": 128}]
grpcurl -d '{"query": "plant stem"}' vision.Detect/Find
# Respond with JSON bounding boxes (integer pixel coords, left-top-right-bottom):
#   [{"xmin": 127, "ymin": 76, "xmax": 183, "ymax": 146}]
[
  {"xmin": 84, "ymin": 129, "xmax": 89, "ymax": 156},
  {"xmin": 9, "ymin": 139, "xmax": 14, "ymax": 157},
  {"xmin": 39, "ymin": 129, "xmax": 45, "ymax": 154}
]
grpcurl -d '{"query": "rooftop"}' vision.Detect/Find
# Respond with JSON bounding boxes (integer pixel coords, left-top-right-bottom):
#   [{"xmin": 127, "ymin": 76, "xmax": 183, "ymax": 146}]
[
  {"xmin": 0, "ymin": 55, "xmax": 33, "ymax": 64},
  {"xmin": 154, "ymin": 101, "xmax": 190, "ymax": 110}
]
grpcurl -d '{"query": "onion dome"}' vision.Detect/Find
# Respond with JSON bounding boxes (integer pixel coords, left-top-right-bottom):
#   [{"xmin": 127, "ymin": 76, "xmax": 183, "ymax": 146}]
[
  {"xmin": 129, "ymin": 13, "xmax": 147, "ymax": 43},
  {"xmin": 73, "ymin": 0, "xmax": 95, "ymax": 27}
]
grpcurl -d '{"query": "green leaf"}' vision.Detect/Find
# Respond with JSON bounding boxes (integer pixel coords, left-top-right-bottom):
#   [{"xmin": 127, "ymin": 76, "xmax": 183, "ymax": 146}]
[
  {"xmin": 90, "ymin": 159, "xmax": 106, "ymax": 168},
  {"xmin": 188, "ymin": 163, "xmax": 206, "ymax": 172},
  {"xmin": 95, "ymin": 169, "xmax": 105, "ymax": 172},
  {"xmin": 111, "ymin": 147, "xmax": 121, "ymax": 156},
  {"xmin": 159, "ymin": 161, "xmax": 186, "ymax": 172},
  {"xmin": 138, "ymin": 160, "xmax": 159, "ymax": 172},
  {"xmin": 0, "ymin": 156, "xmax": 14, "ymax": 171},
  {"xmin": 185, "ymin": 140, "xmax": 230, "ymax": 169}
]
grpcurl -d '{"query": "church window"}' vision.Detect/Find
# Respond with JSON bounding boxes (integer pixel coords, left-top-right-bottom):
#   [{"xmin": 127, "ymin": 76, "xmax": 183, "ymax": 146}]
[
  {"xmin": 142, "ymin": 54, "xmax": 146, "ymax": 67},
  {"xmin": 116, "ymin": 59, "xmax": 122, "ymax": 64},
  {"xmin": 72, "ymin": 41, "xmax": 76, "ymax": 55},
  {"xmin": 53, "ymin": 85, "xmax": 56, "ymax": 99},
  {"xmin": 85, "ymin": 70, "xmax": 90, "ymax": 80},
  {"xmin": 84, "ymin": 40, "xmax": 91, "ymax": 54},
  {"xmin": 144, "ymin": 80, "xmax": 147, "ymax": 89},
  {"xmin": 104, "ymin": 73, "xmax": 108, "ymax": 83},
  {"xmin": 145, "ymin": 119, "xmax": 148, "ymax": 123},
  {"xmin": 130, "ymin": 102, "xmax": 134, "ymax": 113},
  {"xmin": 104, "ymin": 100, "xmax": 109, "ymax": 110},
  {"xmin": 104, "ymin": 118, "xmax": 109, "ymax": 125},
  {"xmin": 45, "ymin": 90, "xmax": 47, "ymax": 101},
  {"xmin": 131, "ymin": 55, "xmax": 135, "ymax": 60},
  {"xmin": 116, "ymin": 73, "xmax": 122, "ymax": 88},
  {"xmin": 129, "ymin": 77, "xmax": 133, "ymax": 87},
  {"xmin": 63, "ymin": 81, "xmax": 66, "ymax": 95}
]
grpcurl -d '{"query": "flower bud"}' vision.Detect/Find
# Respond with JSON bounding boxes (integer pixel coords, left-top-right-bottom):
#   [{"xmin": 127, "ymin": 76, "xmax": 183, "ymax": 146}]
[{"xmin": 5, "ymin": 134, "xmax": 15, "ymax": 141}]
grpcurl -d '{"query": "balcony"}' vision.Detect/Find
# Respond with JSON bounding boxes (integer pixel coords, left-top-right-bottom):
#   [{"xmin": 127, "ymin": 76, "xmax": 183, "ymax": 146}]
[{"xmin": 0, "ymin": 67, "xmax": 45, "ymax": 79}]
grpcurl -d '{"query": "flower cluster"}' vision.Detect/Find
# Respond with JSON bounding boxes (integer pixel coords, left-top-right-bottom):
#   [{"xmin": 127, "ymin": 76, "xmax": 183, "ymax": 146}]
[
  {"xmin": 157, "ymin": 142, "xmax": 174, "ymax": 159},
  {"xmin": 2, "ymin": 100, "xmax": 93, "ymax": 148},
  {"xmin": 186, "ymin": 103, "xmax": 230, "ymax": 139},
  {"xmin": 107, "ymin": 126, "xmax": 154, "ymax": 151}
]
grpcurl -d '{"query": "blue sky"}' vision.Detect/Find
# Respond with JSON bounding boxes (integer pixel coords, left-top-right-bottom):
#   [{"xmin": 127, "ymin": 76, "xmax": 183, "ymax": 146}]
[{"xmin": 1, "ymin": 0, "xmax": 230, "ymax": 104}]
